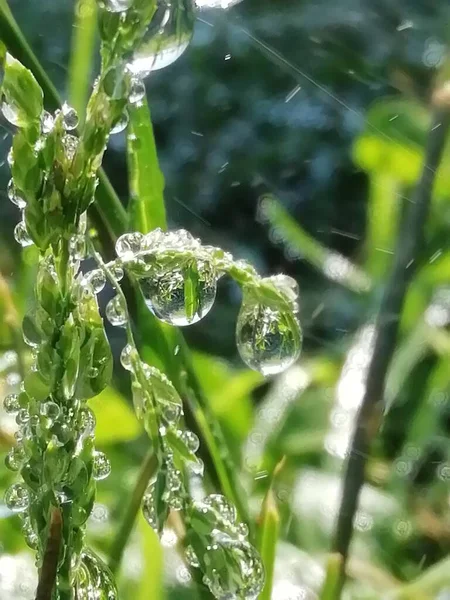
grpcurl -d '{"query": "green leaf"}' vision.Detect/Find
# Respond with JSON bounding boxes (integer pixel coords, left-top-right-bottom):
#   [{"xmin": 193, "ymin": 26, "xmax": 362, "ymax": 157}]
[
  {"xmin": 127, "ymin": 95, "xmax": 166, "ymax": 233},
  {"xmin": 68, "ymin": 0, "xmax": 97, "ymax": 120},
  {"xmin": 89, "ymin": 386, "xmax": 143, "ymax": 445},
  {"xmin": 3, "ymin": 53, "xmax": 43, "ymax": 126}
]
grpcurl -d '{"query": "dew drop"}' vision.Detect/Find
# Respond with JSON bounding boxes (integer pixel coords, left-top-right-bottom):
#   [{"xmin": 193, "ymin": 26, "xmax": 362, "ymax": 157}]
[
  {"xmin": 15, "ymin": 408, "xmax": 30, "ymax": 426},
  {"xmin": 7, "ymin": 179, "xmax": 26, "ymax": 208},
  {"xmin": 79, "ymin": 407, "xmax": 96, "ymax": 438},
  {"xmin": 142, "ymin": 485, "xmax": 158, "ymax": 530},
  {"xmin": 120, "ymin": 344, "xmax": 135, "ymax": 371},
  {"xmin": 4, "ymin": 393, "xmax": 20, "ymax": 414},
  {"xmin": 40, "ymin": 401, "xmax": 60, "ymax": 420},
  {"xmin": 129, "ymin": 77, "xmax": 146, "ymax": 104},
  {"xmin": 202, "ymin": 494, "xmax": 237, "ymax": 526},
  {"xmin": 14, "ymin": 220, "xmax": 33, "ymax": 247},
  {"xmin": 115, "ymin": 232, "xmax": 144, "ymax": 260},
  {"xmin": 62, "ymin": 102, "xmax": 79, "ymax": 131},
  {"xmin": 69, "ymin": 233, "xmax": 85, "ymax": 262},
  {"xmin": 236, "ymin": 290, "xmax": 302, "ymax": 376},
  {"xmin": 196, "ymin": 0, "xmax": 242, "ymax": 7},
  {"xmin": 76, "ymin": 550, "xmax": 118, "ymax": 600},
  {"xmin": 5, "ymin": 446, "xmax": 25, "ymax": 471},
  {"xmin": 141, "ymin": 261, "xmax": 217, "ymax": 326},
  {"xmin": 1, "ymin": 100, "xmax": 21, "ymax": 126},
  {"xmin": 40, "ymin": 110, "xmax": 54, "ymax": 134},
  {"xmin": 88, "ymin": 366, "xmax": 99, "ymax": 378},
  {"xmin": 161, "ymin": 402, "xmax": 182, "ymax": 425},
  {"xmin": 180, "ymin": 430, "xmax": 200, "ymax": 453},
  {"xmin": 62, "ymin": 134, "xmax": 79, "ymax": 161},
  {"xmin": 111, "ymin": 264, "xmax": 124, "ymax": 281},
  {"xmin": 5, "ymin": 483, "xmax": 30, "ymax": 512},
  {"xmin": 111, "ymin": 110, "xmax": 129, "ymax": 134},
  {"xmin": 101, "ymin": 0, "xmax": 132, "ymax": 12},
  {"xmin": 93, "ymin": 451, "xmax": 111, "ymax": 480},
  {"xmin": 106, "ymin": 295, "xmax": 127, "ymax": 327},
  {"xmin": 86, "ymin": 269, "xmax": 106, "ymax": 294},
  {"xmin": 127, "ymin": 0, "xmax": 196, "ymax": 76}
]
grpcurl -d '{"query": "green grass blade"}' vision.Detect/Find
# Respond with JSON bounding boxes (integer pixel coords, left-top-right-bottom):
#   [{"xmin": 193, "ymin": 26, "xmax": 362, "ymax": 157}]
[
  {"xmin": 137, "ymin": 513, "xmax": 165, "ymax": 600},
  {"xmin": 127, "ymin": 96, "xmax": 166, "ymax": 232},
  {"xmin": 319, "ymin": 554, "xmax": 343, "ymax": 600},
  {"xmin": 68, "ymin": 0, "xmax": 97, "ymax": 120},
  {"xmin": 258, "ymin": 488, "xmax": 280, "ymax": 600}
]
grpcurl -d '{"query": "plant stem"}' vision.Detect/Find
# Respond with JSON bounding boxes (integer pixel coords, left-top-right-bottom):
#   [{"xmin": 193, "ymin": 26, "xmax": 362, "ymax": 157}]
[
  {"xmin": 35, "ymin": 507, "xmax": 63, "ymax": 600},
  {"xmin": 331, "ymin": 107, "xmax": 450, "ymax": 596},
  {"xmin": 108, "ymin": 450, "xmax": 158, "ymax": 575}
]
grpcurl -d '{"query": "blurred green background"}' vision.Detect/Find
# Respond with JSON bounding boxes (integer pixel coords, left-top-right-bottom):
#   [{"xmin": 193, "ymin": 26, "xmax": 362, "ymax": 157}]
[{"xmin": 0, "ymin": 0, "xmax": 450, "ymax": 598}]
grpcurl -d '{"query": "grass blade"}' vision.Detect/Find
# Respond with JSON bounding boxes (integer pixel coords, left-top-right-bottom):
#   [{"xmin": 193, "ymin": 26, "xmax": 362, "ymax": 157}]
[
  {"xmin": 319, "ymin": 554, "xmax": 343, "ymax": 600},
  {"xmin": 127, "ymin": 95, "xmax": 166, "ymax": 232},
  {"xmin": 68, "ymin": 0, "xmax": 97, "ymax": 120}
]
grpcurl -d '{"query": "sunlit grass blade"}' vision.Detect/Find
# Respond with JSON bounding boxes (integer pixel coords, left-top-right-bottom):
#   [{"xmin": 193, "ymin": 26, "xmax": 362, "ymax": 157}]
[
  {"xmin": 258, "ymin": 193, "xmax": 371, "ymax": 293},
  {"xmin": 127, "ymin": 96, "xmax": 166, "ymax": 232},
  {"xmin": 137, "ymin": 513, "xmax": 165, "ymax": 600},
  {"xmin": 68, "ymin": 0, "xmax": 97, "ymax": 121}
]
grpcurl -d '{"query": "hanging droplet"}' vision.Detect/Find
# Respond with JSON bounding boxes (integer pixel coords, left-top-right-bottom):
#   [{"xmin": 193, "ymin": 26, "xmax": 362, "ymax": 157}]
[
  {"xmin": 40, "ymin": 401, "xmax": 60, "ymax": 421},
  {"xmin": 62, "ymin": 102, "xmax": 79, "ymax": 131},
  {"xmin": 15, "ymin": 408, "xmax": 30, "ymax": 426},
  {"xmin": 93, "ymin": 451, "xmax": 111, "ymax": 480},
  {"xmin": 111, "ymin": 264, "xmax": 124, "ymax": 281},
  {"xmin": 4, "ymin": 393, "xmax": 20, "ymax": 414},
  {"xmin": 76, "ymin": 550, "xmax": 118, "ymax": 600},
  {"xmin": 100, "ymin": 0, "xmax": 132, "ymax": 12},
  {"xmin": 40, "ymin": 110, "xmax": 55, "ymax": 134},
  {"xmin": 106, "ymin": 295, "xmax": 127, "ymax": 327},
  {"xmin": 168, "ymin": 495, "xmax": 183, "ymax": 511},
  {"xmin": 120, "ymin": 344, "xmax": 136, "ymax": 371},
  {"xmin": 4, "ymin": 483, "xmax": 30, "ymax": 512},
  {"xmin": 129, "ymin": 77, "xmax": 146, "ymax": 104},
  {"xmin": 7, "ymin": 179, "xmax": 26, "ymax": 209},
  {"xmin": 188, "ymin": 458, "xmax": 204, "ymax": 477},
  {"xmin": 1, "ymin": 100, "xmax": 21, "ymax": 126},
  {"xmin": 141, "ymin": 260, "xmax": 217, "ymax": 326},
  {"xmin": 115, "ymin": 232, "xmax": 144, "ymax": 260},
  {"xmin": 79, "ymin": 407, "xmax": 96, "ymax": 438},
  {"xmin": 236, "ymin": 288, "xmax": 302, "ymax": 376},
  {"xmin": 62, "ymin": 134, "xmax": 79, "ymax": 161},
  {"xmin": 69, "ymin": 234, "xmax": 85, "ymax": 263},
  {"xmin": 180, "ymin": 430, "xmax": 200, "ymax": 453},
  {"xmin": 203, "ymin": 494, "xmax": 237, "ymax": 526},
  {"xmin": 14, "ymin": 220, "xmax": 33, "ymax": 247},
  {"xmin": 127, "ymin": 0, "xmax": 196, "ymax": 76},
  {"xmin": 86, "ymin": 269, "xmax": 106, "ymax": 294},
  {"xmin": 185, "ymin": 546, "xmax": 200, "ymax": 568},
  {"xmin": 161, "ymin": 402, "xmax": 182, "ymax": 425},
  {"xmin": 110, "ymin": 110, "xmax": 129, "ymax": 134},
  {"xmin": 5, "ymin": 446, "xmax": 25, "ymax": 471}
]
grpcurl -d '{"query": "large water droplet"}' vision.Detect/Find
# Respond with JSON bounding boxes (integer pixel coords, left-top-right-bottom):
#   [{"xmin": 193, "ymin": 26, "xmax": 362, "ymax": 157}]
[
  {"xmin": 4, "ymin": 393, "xmax": 20, "ymax": 414},
  {"xmin": 161, "ymin": 402, "xmax": 182, "ymax": 425},
  {"xmin": 202, "ymin": 494, "xmax": 237, "ymax": 527},
  {"xmin": 142, "ymin": 484, "xmax": 158, "ymax": 531},
  {"xmin": 127, "ymin": 0, "xmax": 196, "ymax": 76},
  {"xmin": 129, "ymin": 77, "xmax": 146, "ymax": 104},
  {"xmin": 5, "ymin": 446, "xmax": 26, "ymax": 471},
  {"xmin": 111, "ymin": 264, "xmax": 124, "ymax": 282},
  {"xmin": 5, "ymin": 483, "xmax": 30, "ymax": 512},
  {"xmin": 180, "ymin": 430, "xmax": 200, "ymax": 453},
  {"xmin": 110, "ymin": 110, "xmax": 129, "ymax": 134},
  {"xmin": 62, "ymin": 102, "xmax": 79, "ymax": 131},
  {"xmin": 236, "ymin": 288, "xmax": 302, "ymax": 376},
  {"xmin": 41, "ymin": 110, "xmax": 55, "ymax": 134},
  {"xmin": 15, "ymin": 408, "xmax": 30, "ymax": 426},
  {"xmin": 120, "ymin": 344, "xmax": 136, "ymax": 371},
  {"xmin": 105, "ymin": 295, "xmax": 127, "ymax": 327},
  {"xmin": 196, "ymin": 0, "xmax": 242, "ymax": 7},
  {"xmin": 76, "ymin": 550, "xmax": 118, "ymax": 600},
  {"xmin": 100, "ymin": 0, "xmax": 132, "ymax": 12},
  {"xmin": 141, "ymin": 260, "xmax": 217, "ymax": 326},
  {"xmin": 1, "ymin": 100, "xmax": 21, "ymax": 126},
  {"xmin": 93, "ymin": 451, "xmax": 111, "ymax": 480},
  {"xmin": 7, "ymin": 179, "xmax": 26, "ymax": 208},
  {"xmin": 14, "ymin": 220, "xmax": 33, "ymax": 247},
  {"xmin": 86, "ymin": 269, "xmax": 106, "ymax": 294},
  {"xmin": 40, "ymin": 401, "xmax": 60, "ymax": 421},
  {"xmin": 115, "ymin": 232, "xmax": 144, "ymax": 260},
  {"xmin": 62, "ymin": 134, "xmax": 79, "ymax": 161}
]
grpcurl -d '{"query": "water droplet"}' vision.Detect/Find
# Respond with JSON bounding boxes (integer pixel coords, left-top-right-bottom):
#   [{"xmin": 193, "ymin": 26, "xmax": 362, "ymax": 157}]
[
  {"xmin": 62, "ymin": 134, "xmax": 79, "ymax": 161},
  {"xmin": 5, "ymin": 446, "xmax": 25, "ymax": 471},
  {"xmin": 196, "ymin": 0, "xmax": 242, "ymax": 8},
  {"xmin": 86, "ymin": 269, "xmax": 106, "ymax": 294},
  {"xmin": 40, "ymin": 110, "xmax": 54, "ymax": 134},
  {"xmin": 180, "ymin": 430, "xmax": 200, "ymax": 453},
  {"xmin": 40, "ymin": 401, "xmax": 60, "ymax": 420},
  {"xmin": 120, "ymin": 344, "xmax": 136, "ymax": 371},
  {"xmin": 69, "ymin": 234, "xmax": 85, "ymax": 262},
  {"xmin": 14, "ymin": 220, "xmax": 33, "ymax": 247},
  {"xmin": 141, "ymin": 260, "xmax": 217, "ymax": 326},
  {"xmin": 106, "ymin": 295, "xmax": 127, "ymax": 327},
  {"xmin": 161, "ymin": 402, "xmax": 182, "ymax": 425},
  {"xmin": 168, "ymin": 495, "xmax": 183, "ymax": 511},
  {"xmin": 5, "ymin": 483, "xmax": 30, "ymax": 512},
  {"xmin": 142, "ymin": 485, "xmax": 158, "ymax": 530},
  {"xmin": 237, "ymin": 522, "xmax": 249, "ymax": 538},
  {"xmin": 185, "ymin": 545, "xmax": 200, "ymax": 568},
  {"xmin": 100, "ymin": 0, "xmax": 132, "ymax": 12},
  {"xmin": 4, "ymin": 393, "xmax": 20, "ymax": 414},
  {"xmin": 115, "ymin": 232, "xmax": 144, "ymax": 260},
  {"xmin": 62, "ymin": 102, "xmax": 79, "ymax": 131},
  {"xmin": 7, "ymin": 179, "xmax": 26, "ymax": 208},
  {"xmin": 1, "ymin": 100, "xmax": 21, "ymax": 126},
  {"xmin": 127, "ymin": 0, "xmax": 196, "ymax": 76},
  {"xmin": 111, "ymin": 110, "xmax": 129, "ymax": 134},
  {"xmin": 15, "ymin": 408, "xmax": 30, "ymax": 426},
  {"xmin": 93, "ymin": 451, "xmax": 111, "ymax": 480},
  {"xmin": 236, "ymin": 289, "xmax": 302, "ymax": 376},
  {"xmin": 129, "ymin": 77, "xmax": 146, "ymax": 104},
  {"xmin": 79, "ymin": 407, "xmax": 96, "ymax": 438},
  {"xmin": 76, "ymin": 550, "xmax": 118, "ymax": 600},
  {"xmin": 111, "ymin": 264, "xmax": 124, "ymax": 281},
  {"xmin": 188, "ymin": 458, "xmax": 204, "ymax": 477},
  {"xmin": 88, "ymin": 366, "xmax": 99, "ymax": 378}
]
